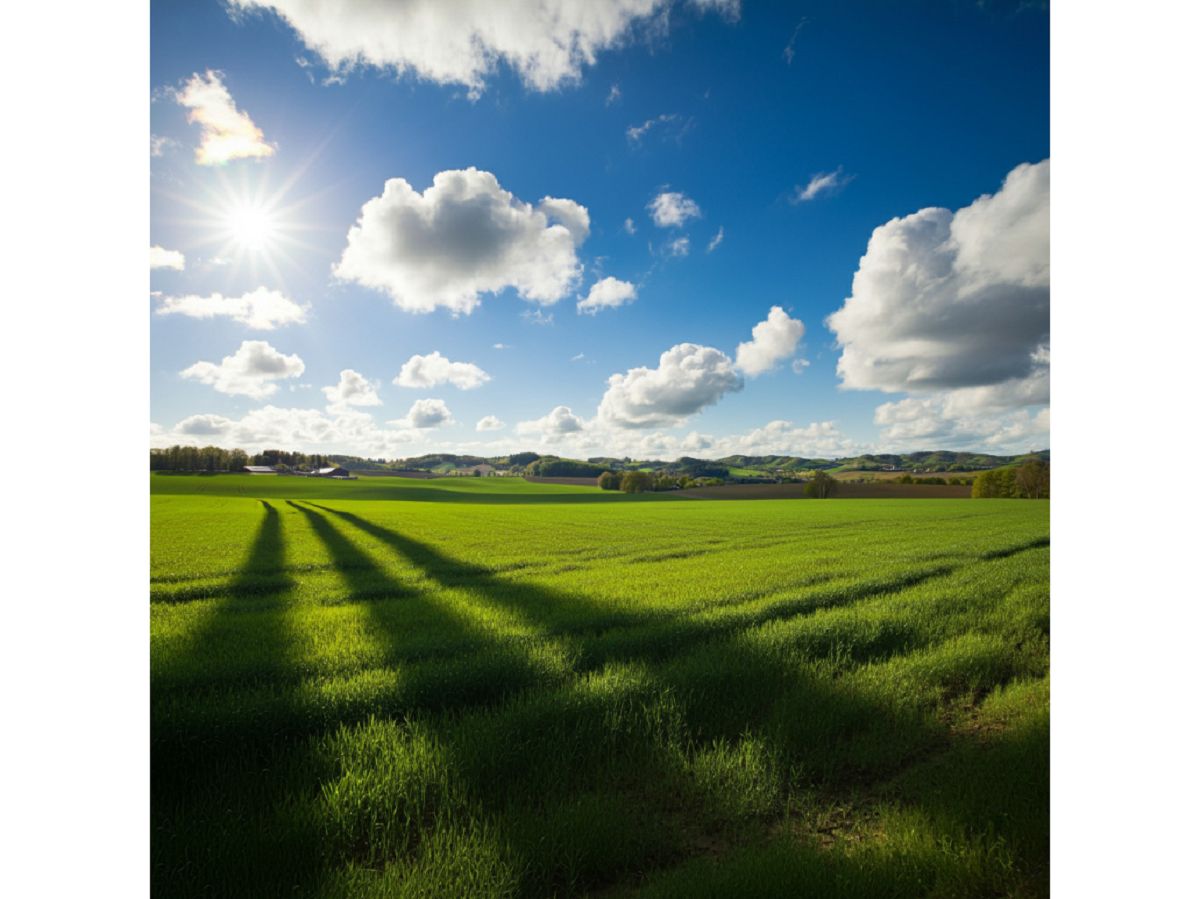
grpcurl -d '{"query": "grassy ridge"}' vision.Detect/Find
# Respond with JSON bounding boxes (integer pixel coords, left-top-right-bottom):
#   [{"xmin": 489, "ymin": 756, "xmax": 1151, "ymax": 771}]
[
  {"xmin": 151, "ymin": 476, "xmax": 1049, "ymax": 897},
  {"xmin": 150, "ymin": 472, "xmax": 674, "ymax": 503}
]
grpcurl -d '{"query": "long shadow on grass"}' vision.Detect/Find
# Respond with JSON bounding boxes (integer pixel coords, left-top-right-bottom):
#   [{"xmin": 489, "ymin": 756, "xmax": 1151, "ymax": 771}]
[
  {"xmin": 153, "ymin": 500, "xmax": 316, "ymax": 896},
  {"xmin": 154, "ymin": 500, "xmax": 296, "ymax": 694},
  {"xmin": 154, "ymin": 498, "xmax": 566, "ymax": 899},
  {"xmin": 302, "ymin": 505, "xmax": 1003, "ymax": 732},
  {"xmin": 233, "ymin": 500, "xmax": 293, "ymax": 592},
  {"xmin": 884, "ymin": 700, "xmax": 1050, "ymax": 896},
  {"xmin": 523, "ymin": 637, "xmax": 1046, "ymax": 897},
  {"xmin": 357, "ymin": 628, "xmax": 949, "ymax": 897},
  {"xmin": 307, "ymin": 502, "xmax": 964, "ymax": 674},
  {"xmin": 154, "ymin": 503, "xmax": 1047, "ymax": 897},
  {"xmin": 305, "ymin": 501, "xmax": 634, "ymax": 633},
  {"xmin": 287, "ymin": 501, "xmax": 556, "ymax": 714},
  {"xmin": 151, "ymin": 498, "xmax": 299, "ymax": 604},
  {"xmin": 297, "ymin": 503, "xmax": 1004, "ymax": 895}
]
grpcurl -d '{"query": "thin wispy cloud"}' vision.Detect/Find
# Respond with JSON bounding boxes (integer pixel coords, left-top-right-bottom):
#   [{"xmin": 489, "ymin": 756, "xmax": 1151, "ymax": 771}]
[
  {"xmin": 791, "ymin": 166, "xmax": 853, "ymax": 203},
  {"xmin": 626, "ymin": 113, "xmax": 694, "ymax": 145},
  {"xmin": 627, "ymin": 113, "xmax": 676, "ymax": 142},
  {"xmin": 150, "ymin": 134, "xmax": 175, "ymax": 157},
  {"xmin": 706, "ymin": 227, "xmax": 725, "ymax": 253},
  {"xmin": 667, "ymin": 236, "xmax": 691, "ymax": 257},
  {"xmin": 782, "ymin": 20, "xmax": 806, "ymax": 65}
]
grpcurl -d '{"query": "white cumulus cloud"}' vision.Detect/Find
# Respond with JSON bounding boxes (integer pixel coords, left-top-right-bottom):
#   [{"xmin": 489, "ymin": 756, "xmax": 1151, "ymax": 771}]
[
  {"xmin": 154, "ymin": 287, "xmax": 308, "ymax": 329},
  {"xmin": 706, "ymin": 226, "xmax": 724, "ymax": 253},
  {"xmin": 174, "ymin": 70, "xmax": 275, "ymax": 165},
  {"xmin": 334, "ymin": 168, "xmax": 588, "ymax": 314},
  {"xmin": 648, "ymin": 190, "xmax": 700, "ymax": 227},
  {"xmin": 153, "ymin": 405, "xmax": 419, "ymax": 456},
  {"xmin": 394, "ymin": 351, "xmax": 491, "ymax": 390},
  {"xmin": 577, "ymin": 276, "xmax": 637, "ymax": 314},
  {"xmin": 175, "ymin": 413, "xmax": 235, "ymax": 436},
  {"xmin": 940, "ymin": 356, "xmax": 1050, "ymax": 418},
  {"xmin": 394, "ymin": 398, "xmax": 454, "ymax": 429},
  {"xmin": 871, "ymin": 355, "xmax": 1049, "ymax": 453},
  {"xmin": 827, "ymin": 159, "xmax": 1050, "ymax": 394},
  {"xmin": 229, "ymin": 1, "xmax": 735, "ymax": 96},
  {"xmin": 517, "ymin": 404, "xmax": 585, "ymax": 438},
  {"xmin": 599, "ymin": 343, "xmax": 743, "ymax": 428},
  {"xmin": 735, "ymin": 306, "xmax": 805, "ymax": 376},
  {"xmin": 501, "ymin": 415, "xmax": 854, "ymax": 461},
  {"xmin": 322, "ymin": 369, "xmax": 382, "ymax": 411},
  {"xmin": 150, "ymin": 246, "xmax": 185, "ymax": 270},
  {"xmin": 715, "ymin": 419, "xmax": 856, "ymax": 458},
  {"xmin": 476, "ymin": 415, "xmax": 505, "ymax": 432},
  {"xmin": 874, "ymin": 397, "xmax": 1050, "ymax": 454},
  {"xmin": 180, "ymin": 340, "xmax": 305, "ymax": 399}
]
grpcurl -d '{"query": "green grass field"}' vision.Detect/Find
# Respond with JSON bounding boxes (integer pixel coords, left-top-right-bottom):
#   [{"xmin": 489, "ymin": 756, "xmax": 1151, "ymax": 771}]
[{"xmin": 151, "ymin": 474, "xmax": 1049, "ymax": 897}]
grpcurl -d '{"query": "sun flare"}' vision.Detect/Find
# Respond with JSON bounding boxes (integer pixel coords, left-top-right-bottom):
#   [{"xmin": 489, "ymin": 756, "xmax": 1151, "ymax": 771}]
[
  {"xmin": 163, "ymin": 160, "xmax": 323, "ymax": 289},
  {"xmin": 226, "ymin": 202, "xmax": 278, "ymax": 252}
]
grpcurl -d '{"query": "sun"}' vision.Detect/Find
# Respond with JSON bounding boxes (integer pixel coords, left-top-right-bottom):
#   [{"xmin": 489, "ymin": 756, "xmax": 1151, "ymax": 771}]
[
  {"xmin": 164, "ymin": 169, "xmax": 324, "ymax": 286},
  {"xmin": 226, "ymin": 201, "xmax": 278, "ymax": 252}
]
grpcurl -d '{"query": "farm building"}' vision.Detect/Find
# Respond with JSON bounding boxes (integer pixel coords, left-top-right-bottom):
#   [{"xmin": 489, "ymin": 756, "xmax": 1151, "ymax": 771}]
[
  {"xmin": 244, "ymin": 465, "xmax": 277, "ymax": 475},
  {"xmin": 310, "ymin": 466, "xmax": 352, "ymax": 478},
  {"xmin": 457, "ymin": 463, "xmax": 498, "ymax": 476}
]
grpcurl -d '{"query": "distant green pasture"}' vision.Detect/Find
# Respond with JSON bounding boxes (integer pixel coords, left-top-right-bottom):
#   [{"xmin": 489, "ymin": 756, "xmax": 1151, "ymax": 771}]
[{"xmin": 150, "ymin": 471, "xmax": 644, "ymax": 503}]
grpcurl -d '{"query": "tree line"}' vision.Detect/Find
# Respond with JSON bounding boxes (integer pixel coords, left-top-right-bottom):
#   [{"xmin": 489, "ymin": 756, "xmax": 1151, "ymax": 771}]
[
  {"xmin": 529, "ymin": 458, "xmax": 611, "ymax": 478},
  {"xmin": 894, "ymin": 474, "xmax": 974, "ymax": 486},
  {"xmin": 972, "ymin": 460, "xmax": 1050, "ymax": 498},
  {"xmin": 150, "ymin": 445, "xmax": 332, "ymax": 472},
  {"xmin": 597, "ymin": 470, "xmax": 724, "ymax": 493}
]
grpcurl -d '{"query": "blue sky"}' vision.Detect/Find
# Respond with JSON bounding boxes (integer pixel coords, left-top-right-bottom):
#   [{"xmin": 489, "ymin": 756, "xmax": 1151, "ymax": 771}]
[{"xmin": 150, "ymin": 0, "xmax": 1050, "ymax": 460}]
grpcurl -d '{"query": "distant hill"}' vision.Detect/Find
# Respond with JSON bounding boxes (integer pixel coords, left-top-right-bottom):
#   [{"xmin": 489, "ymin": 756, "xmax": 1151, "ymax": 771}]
[
  {"xmin": 825, "ymin": 450, "xmax": 1049, "ymax": 473},
  {"xmin": 707, "ymin": 450, "xmax": 1048, "ymax": 474},
  {"xmin": 719, "ymin": 455, "xmax": 829, "ymax": 472},
  {"xmin": 154, "ymin": 445, "xmax": 1048, "ymax": 477},
  {"xmin": 328, "ymin": 449, "xmax": 1048, "ymax": 474}
]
